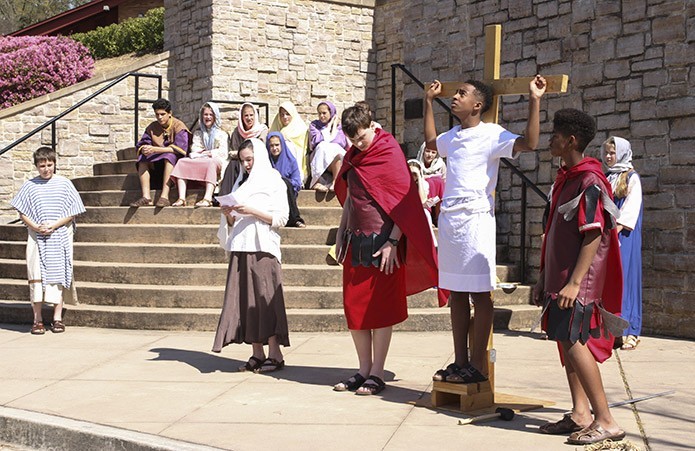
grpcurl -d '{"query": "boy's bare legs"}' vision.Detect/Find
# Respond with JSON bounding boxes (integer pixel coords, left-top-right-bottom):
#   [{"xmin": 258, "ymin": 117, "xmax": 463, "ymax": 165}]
[
  {"xmin": 31, "ymin": 301, "xmax": 43, "ymax": 324},
  {"xmin": 369, "ymin": 326, "xmax": 392, "ymax": 380},
  {"xmin": 470, "ymin": 291, "xmax": 493, "ymax": 375},
  {"xmin": 160, "ymin": 161, "xmax": 174, "ymax": 200},
  {"xmin": 137, "ymin": 163, "xmax": 152, "ymax": 199},
  {"xmin": 450, "ymin": 291, "xmax": 471, "ymax": 368},
  {"xmin": 563, "ymin": 350, "xmax": 594, "ymax": 428},
  {"xmin": 53, "ymin": 301, "xmax": 63, "ymax": 322},
  {"xmin": 561, "ymin": 341, "xmax": 622, "ymax": 433},
  {"xmin": 350, "ymin": 329, "xmax": 373, "ymax": 377}
]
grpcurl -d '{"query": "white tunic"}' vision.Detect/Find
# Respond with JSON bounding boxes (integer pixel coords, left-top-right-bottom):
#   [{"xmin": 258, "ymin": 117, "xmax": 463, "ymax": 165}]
[{"xmin": 436, "ymin": 122, "xmax": 519, "ymax": 292}]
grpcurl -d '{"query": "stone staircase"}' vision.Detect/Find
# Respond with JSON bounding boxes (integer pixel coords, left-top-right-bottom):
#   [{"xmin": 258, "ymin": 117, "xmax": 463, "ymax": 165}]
[{"xmin": 0, "ymin": 147, "xmax": 540, "ymax": 331}]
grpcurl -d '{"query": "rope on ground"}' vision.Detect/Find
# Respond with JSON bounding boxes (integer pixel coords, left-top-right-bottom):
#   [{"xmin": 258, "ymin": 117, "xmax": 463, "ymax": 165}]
[{"xmin": 615, "ymin": 349, "xmax": 649, "ymax": 451}]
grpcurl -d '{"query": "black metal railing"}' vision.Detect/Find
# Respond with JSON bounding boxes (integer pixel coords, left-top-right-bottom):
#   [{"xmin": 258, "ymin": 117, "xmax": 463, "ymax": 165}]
[
  {"xmin": 0, "ymin": 72, "xmax": 163, "ymax": 157},
  {"xmin": 390, "ymin": 63, "xmax": 549, "ymax": 283}
]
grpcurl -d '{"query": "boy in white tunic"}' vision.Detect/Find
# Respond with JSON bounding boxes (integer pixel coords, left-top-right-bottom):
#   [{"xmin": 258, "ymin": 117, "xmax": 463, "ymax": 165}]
[
  {"xmin": 11, "ymin": 147, "xmax": 86, "ymax": 335},
  {"xmin": 424, "ymin": 76, "xmax": 546, "ymax": 383}
]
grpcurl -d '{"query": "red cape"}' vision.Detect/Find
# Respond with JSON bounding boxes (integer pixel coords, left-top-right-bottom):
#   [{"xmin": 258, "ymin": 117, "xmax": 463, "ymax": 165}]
[
  {"xmin": 334, "ymin": 128, "xmax": 448, "ymax": 306},
  {"xmin": 541, "ymin": 157, "xmax": 623, "ymax": 363}
]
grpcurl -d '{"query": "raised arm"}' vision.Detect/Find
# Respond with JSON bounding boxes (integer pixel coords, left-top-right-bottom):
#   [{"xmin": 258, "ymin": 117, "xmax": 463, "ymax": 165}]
[
  {"xmin": 513, "ymin": 74, "xmax": 547, "ymax": 153},
  {"xmin": 423, "ymin": 80, "xmax": 442, "ymax": 150}
]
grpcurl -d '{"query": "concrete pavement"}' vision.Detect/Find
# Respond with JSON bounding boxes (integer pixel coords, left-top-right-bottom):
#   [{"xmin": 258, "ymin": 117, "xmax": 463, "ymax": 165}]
[{"xmin": 0, "ymin": 324, "xmax": 692, "ymax": 450}]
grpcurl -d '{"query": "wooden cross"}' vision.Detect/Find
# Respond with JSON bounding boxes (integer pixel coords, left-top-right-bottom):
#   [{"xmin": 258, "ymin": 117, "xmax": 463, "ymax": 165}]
[{"xmin": 427, "ymin": 24, "xmax": 569, "ymax": 123}]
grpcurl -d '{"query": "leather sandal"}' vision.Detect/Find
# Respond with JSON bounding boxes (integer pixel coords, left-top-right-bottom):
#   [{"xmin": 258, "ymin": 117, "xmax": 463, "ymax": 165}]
[
  {"xmin": 539, "ymin": 413, "xmax": 583, "ymax": 435},
  {"xmin": 129, "ymin": 197, "xmax": 152, "ymax": 207},
  {"xmin": 567, "ymin": 421, "xmax": 626, "ymax": 445},
  {"xmin": 172, "ymin": 198, "xmax": 186, "ymax": 207},
  {"xmin": 254, "ymin": 358, "xmax": 285, "ymax": 373},
  {"xmin": 432, "ymin": 363, "xmax": 461, "ymax": 382},
  {"xmin": 31, "ymin": 321, "xmax": 45, "ymax": 335},
  {"xmin": 194, "ymin": 199, "xmax": 213, "ymax": 207},
  {"xmin": 155, "ymin": 197, "xmax": 171, "ymax": 207},
  {"xmin": 238, "ymin": 356, "xmax": 264, "ymax": 372},
  {"xmin": 621, "ymin": 335, "xmax": 640, "ymax": 350},
  {"xmin": 51, "ymin": 320, "xmax": 65, "ymax": 333},
  {"xmin": 355, "ymin": 375, "xmax": 386, "ymax": 396},
  {"xmin": 333, "ymin": 373, "xmax": 367, "ymax": 392}
]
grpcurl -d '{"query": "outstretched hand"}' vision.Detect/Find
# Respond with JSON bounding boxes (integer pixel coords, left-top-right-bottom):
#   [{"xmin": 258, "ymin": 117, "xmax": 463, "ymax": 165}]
[
  {"xmin": 529, "ymin": 74, "xmax": 547, "ymax": 99},
  {"xmin": 426, "ymin": 80, "xmax": 442, "ymax": 100}
]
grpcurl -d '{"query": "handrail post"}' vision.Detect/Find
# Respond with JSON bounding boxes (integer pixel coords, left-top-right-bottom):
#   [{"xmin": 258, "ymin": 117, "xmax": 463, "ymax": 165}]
[
  {"xmin": 157, "ymin": 76, "xmax": 162, "ymax": 100},
  {"xmin": 391, "ymin": 64, "xmax": 397, "ymax": 136},
  {"xmin": 51, "ymin": 122, "xmax": 56, "ymax": 151},
  {"xmin": 520, "ymin": 182, "xmax": 527, "ymax": 284},
  {"xmin": 134, "ymin": 75, "xmax": 140, "ymax": 148}
]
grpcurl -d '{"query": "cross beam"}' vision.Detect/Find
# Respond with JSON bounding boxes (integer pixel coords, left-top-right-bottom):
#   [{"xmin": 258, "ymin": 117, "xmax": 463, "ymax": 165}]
[{"xmin": 426, "ymin": 24, "xmax": 569, "ymax": 123}]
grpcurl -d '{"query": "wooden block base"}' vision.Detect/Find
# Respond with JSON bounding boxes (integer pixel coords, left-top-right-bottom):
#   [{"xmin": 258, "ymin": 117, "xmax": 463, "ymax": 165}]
[{"xmin": 431, "ymin": 380, "xmax": 494, "ymax": 412}]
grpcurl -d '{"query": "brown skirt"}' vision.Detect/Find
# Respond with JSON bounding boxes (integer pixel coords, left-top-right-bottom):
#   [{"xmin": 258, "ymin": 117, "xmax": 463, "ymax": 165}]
[{"xmin": 212, "ymin": 251, "xmax": 290, "ymax": 352}]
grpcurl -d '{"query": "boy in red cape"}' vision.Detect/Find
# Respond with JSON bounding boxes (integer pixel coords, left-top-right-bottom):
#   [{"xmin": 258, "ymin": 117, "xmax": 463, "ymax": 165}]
[
  {"xmin": 332, "ymin": 106, "xmax": 444, "ymax": 396},
  {"xmin": 533, "ymin": 109, "xmax": 625, "ymax": 445}
]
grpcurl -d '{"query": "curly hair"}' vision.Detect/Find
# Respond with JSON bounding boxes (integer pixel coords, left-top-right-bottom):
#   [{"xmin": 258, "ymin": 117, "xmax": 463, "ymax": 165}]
[
  {"xmin": 552, "ymin": 108, "xmax": 596, "ymax": 152},
  {"xmin": 152, "ymin": 98, "xmax": 171, "ymax": 113},
  {"xmin": 465, "ymin": 79, "xmax": 494, "ymax": 114}
]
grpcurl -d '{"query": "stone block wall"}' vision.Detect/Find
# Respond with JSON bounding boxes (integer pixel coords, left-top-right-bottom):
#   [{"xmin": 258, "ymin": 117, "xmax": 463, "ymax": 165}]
[
  {"xmin": 165, "ymin": 0, "xmax": 376, "ymax": 129},
  {"xmin": 374, "ymin": 0, "xmax": 695, "ymax": 338},
  {"xmin": 0, "ymin": 54, "xmax": 170, "ymax": 223}
]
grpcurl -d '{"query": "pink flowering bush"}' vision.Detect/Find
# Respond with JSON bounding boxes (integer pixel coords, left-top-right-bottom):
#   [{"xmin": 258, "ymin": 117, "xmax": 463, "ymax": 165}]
[{"xmin": 0, "ymin": 36, "xmax": 94, "ymax": 110}]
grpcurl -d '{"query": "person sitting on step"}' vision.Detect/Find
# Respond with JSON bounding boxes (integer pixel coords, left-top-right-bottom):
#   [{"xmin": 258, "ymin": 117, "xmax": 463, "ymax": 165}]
[
  {"xmin": 308, "ymin": 100, "xmax": 349, "ymax": 192},
  {"xmin": 130, "ymin": 98, "xmax": 191, "ymax": 208},
  {"xmin": 267, "ymin": 132, "xmax": 306, "ymax": 228},
  {"xmin": 270, "ymin": 101, "xmax": 309, "ymax": 184},
  {"xmin": 170, "ymin": 101, "xmax": 229, "ymax": 207}
]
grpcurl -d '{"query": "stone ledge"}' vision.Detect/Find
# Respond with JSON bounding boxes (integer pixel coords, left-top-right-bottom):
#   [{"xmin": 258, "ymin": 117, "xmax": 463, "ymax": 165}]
[
  {"xmin": 317, "ymin": 0, "xmax": 375, "ymax": 7},
  {"xmin": 0, "ymin": 51, "xmax": 170, "ymax": 121},
  {"xmin": 0, "ymin": 406, "xmax": 223, "ymax": 451}
]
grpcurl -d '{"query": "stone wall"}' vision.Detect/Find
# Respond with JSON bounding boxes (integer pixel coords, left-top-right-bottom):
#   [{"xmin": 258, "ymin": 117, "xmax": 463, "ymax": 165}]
[
  {"xmin": 374, "ymin": 0, "xmax": 695, "ymax": 338},
  {"xmin": 165, "ymin": 0, "xmax": 376, "ymax": 128},
  {"xmin": 0, "ymin": 53, "xmax": 170, "ymax": 223}
]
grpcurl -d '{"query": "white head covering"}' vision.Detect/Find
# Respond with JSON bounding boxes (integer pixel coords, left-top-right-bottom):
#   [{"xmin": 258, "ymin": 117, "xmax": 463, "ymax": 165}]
[
  {"xmin": 199, "ymin": 101, "xmax": 222, "ymax": 150},
  {"xmin": 417, "ymin": 142, "xmax": 447, "ymax": 178},
  {"xmin": 236, "ymin": 102, "xmax": 268, "ymax": 139},
  {"xmin": 232, "ymin": 138, "xmax": 284, "ymax": 204},
  {"xmin": 602, "ymin": 136, "xmax": 633, "ymax": 174},
  {"xmin": 407, "ymin": 159, "xmax": 430, "ymax": 203}
]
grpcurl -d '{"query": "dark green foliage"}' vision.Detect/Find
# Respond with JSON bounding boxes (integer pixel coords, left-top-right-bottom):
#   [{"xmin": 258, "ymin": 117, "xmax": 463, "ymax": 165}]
[{"xmin": 71, "ymin": 7, "xmax": 164, "ymax": 59}]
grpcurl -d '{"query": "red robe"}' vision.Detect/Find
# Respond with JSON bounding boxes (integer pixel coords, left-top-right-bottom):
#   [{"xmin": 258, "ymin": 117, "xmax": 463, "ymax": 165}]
[
  {"xmin": 541, "ymin": 157, "xmax": 623, "ymax": 363},
  {"xmin": 335, "ymin": 128, "xmax": 447, "ymax": 307}
]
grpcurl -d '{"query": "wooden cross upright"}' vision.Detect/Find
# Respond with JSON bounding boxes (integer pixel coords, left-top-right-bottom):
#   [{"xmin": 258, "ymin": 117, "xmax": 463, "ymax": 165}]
[{"xmin": 428, "ymin": 24, "xmax": 569, "ymax": 123}]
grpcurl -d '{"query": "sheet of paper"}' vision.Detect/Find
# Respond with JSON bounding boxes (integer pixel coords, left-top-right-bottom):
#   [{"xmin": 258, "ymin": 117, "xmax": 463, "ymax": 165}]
[{"xmin": 214, "ymin": 192, "xmax": 239, "ymax": 207}]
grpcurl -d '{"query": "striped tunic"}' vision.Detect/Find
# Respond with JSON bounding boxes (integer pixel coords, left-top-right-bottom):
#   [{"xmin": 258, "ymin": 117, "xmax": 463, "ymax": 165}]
[{"xmin": 10, "ymin": 175, "xmax": 86, "ymax": 288}]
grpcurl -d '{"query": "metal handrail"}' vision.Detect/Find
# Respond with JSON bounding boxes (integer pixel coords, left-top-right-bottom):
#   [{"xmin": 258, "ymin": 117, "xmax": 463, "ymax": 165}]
[
  {"xmin": 0, "ymin": 72, "xmax": 163, "ymax": 157},
  {"xmin": 390, "ymin": 63, "xmax": 549, "ymax": 283}
]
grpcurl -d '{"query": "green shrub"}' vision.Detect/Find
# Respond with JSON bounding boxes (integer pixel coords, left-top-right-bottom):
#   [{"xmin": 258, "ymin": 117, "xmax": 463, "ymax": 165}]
[{"xmin": 71, "ymin": 7, "xmax": 164, "ymax": 59}]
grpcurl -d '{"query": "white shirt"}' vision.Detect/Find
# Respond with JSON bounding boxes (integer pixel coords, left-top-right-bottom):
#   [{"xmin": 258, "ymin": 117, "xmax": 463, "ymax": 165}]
[{"xmin": 436, "ymin": 122, "xmax": 519, "ymax": 206}]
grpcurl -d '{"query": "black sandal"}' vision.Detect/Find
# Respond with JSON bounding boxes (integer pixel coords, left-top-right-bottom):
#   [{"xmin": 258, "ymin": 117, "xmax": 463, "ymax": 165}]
[
  {"xmin": 459, "ymin": 364, "xmax": 488, "ymax": 383},
  {"xmin": 355, "ymin": 375, "xmax": 386, "ymax": 396},
  {"xmin": 432, "ymin": 363, "xmax": 461, "ymax": 382},
  {"xmin": 254, "ymin": 358, "xmax": 285, "ymax": 373},
  {"xmin": 238, "ymin": 356, "xmax": 264, "ymax": 372},
  {"xmin": 333, "ymin": 373, "xmax": 367, "ymax": 392}
]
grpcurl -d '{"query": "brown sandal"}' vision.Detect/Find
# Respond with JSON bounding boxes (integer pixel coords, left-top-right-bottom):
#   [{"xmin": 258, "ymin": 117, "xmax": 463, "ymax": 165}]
[
  {"xmin": 172, "ymin": 198, "xmax": 186, "ymax": 207},
  {"xmin": 129, "ymin": 197, "xmax": 152, "ymax": 207},
  {"xmin": 155, "ymin": 197, "xmax": 171, "ymax": 207},
  {"xmin": 31, "ymin": 322, "xmax": 45, "ymax": 335},
  {"xmin": 567, "ymin": 421, "xmax": 626, "ymax": 445},
  {"xmin": 52, "ymin": 320, "xmax": 65, "ymax": 333},
  {"xmin": 194, "ymin": 199, "xmax": 213, "ymax": 207},
  {"xmin": 539, "ymin": 413, "xmax": 583, "ymax": 435}
]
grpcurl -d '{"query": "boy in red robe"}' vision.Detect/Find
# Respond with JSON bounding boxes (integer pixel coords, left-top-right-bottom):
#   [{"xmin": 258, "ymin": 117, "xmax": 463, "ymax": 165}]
[
  {"xmin": 534, "ymin": 109, "xmax": 625, "ymax": 445},
  {"xmin": 332, "ymin": 106, "xmax": 443, "ymax": 395}
]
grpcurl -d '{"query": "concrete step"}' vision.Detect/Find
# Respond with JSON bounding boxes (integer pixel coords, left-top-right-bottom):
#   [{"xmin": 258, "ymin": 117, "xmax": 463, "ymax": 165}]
[
  {"xmin": 0, "ymin": 277, "xmax": 531, "ymax": 309},
  {"xmin": 93, "ymin": 160, "xmax": 136, "ymax": 175},
  {"xmin": 0, "ymin": 224, "xmax": 337, "ymax": 245},
  {"xmin": 76, "ymin": 205, "xmax": 341, "ymax": 226},
  {"xmin": 76, "ymin": 189, "xmax": 341, "ymax": 208},
  {"xmin": 116, "ymin": 147, "xmax": 137, "ymax": 160},
  {"xmin": 0, "ymin": 300, "xmax": 541, "ymax": 332}
]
